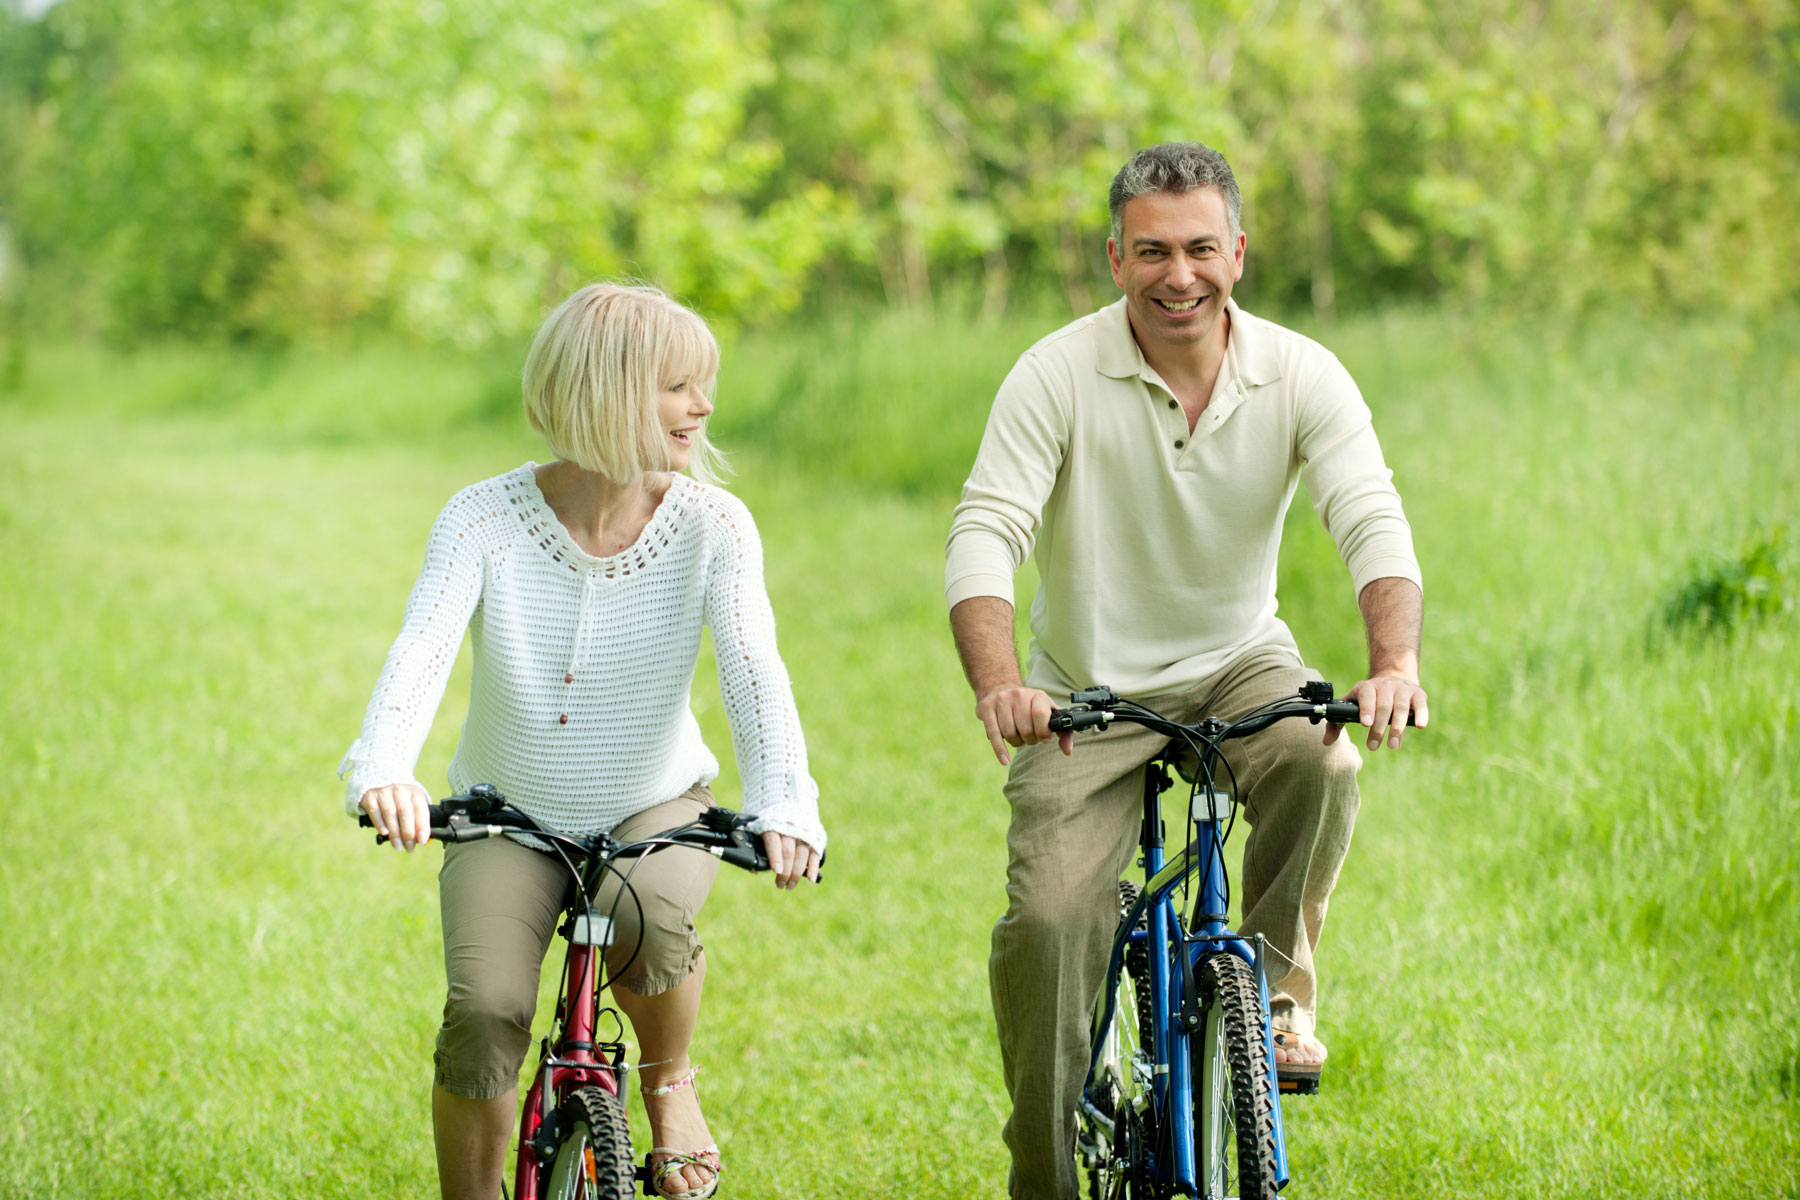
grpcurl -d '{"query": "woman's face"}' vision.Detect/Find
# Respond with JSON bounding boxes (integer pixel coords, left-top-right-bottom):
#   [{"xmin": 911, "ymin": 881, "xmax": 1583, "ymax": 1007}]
[{"xmin": 657, "ymin": 373, "xmax": 714, "ymax": 471}]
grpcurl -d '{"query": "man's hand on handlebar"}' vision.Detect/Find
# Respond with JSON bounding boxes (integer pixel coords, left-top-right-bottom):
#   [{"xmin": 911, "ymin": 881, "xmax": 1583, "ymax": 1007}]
[
  {"xmin": 359, "ymin": 782, "xmax": 434, "ymax": 851},
  {"xmin": 976, "ymin": 685, "xmax": 1075, "ymax": 766},
  {"xmin": 760, "ymin": 831, "xmax": 822, "ymax": 890},
  {"xmin": 1327, "ymin": 675, "xmax": 1429, "ymax": 752}
]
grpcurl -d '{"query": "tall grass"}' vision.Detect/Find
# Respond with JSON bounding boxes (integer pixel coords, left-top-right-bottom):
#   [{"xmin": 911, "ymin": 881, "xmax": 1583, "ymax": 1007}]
[{"xmin": 1, "ymin": 303, "xmax": 1796, "ymax": 1197}]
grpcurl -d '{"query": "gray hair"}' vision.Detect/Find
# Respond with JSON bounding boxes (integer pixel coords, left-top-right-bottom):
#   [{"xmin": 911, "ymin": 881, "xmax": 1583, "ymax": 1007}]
[{"xmin": 1108, "ymin": 142, "xmax": 1243, "ymax": 243}]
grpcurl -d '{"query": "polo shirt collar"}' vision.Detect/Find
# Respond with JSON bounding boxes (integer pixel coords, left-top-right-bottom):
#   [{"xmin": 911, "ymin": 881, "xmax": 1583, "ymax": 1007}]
[
  {"xmin": 1094, "ymin": 299, "xmax": 1142, "ymax": 379},
  {"xmin": 1094, "ymin": 296, "xmax": 1282, "ymax": 388}
]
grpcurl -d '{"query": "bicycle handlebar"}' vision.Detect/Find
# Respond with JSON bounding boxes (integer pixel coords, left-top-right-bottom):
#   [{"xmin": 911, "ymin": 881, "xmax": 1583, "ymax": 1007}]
[
  {"xmin": 355, "ymin": 789, "xmax": 783, "ymax": 875},
  {"xmin": 1047, "ymin": 683, "xmax": 1418, "ymax": 737}
]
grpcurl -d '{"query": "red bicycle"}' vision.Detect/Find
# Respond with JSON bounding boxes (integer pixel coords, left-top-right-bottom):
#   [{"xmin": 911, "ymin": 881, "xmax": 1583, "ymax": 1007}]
[{"xmin": 360, "ymin": 784, "xmax": 779, "ymax": 1200}]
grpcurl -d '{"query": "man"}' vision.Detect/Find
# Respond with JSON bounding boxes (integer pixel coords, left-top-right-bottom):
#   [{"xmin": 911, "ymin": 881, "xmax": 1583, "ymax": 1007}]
[{"xmin": 945, "ymin": 142, "xmax": 1428, "ymax": 1199}]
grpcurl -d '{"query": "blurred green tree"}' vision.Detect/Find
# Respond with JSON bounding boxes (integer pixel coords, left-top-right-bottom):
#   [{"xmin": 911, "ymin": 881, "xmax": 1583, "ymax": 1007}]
[{"xmin": 2, "ymin": 0, "xmax": 1795, "ymax": 340}]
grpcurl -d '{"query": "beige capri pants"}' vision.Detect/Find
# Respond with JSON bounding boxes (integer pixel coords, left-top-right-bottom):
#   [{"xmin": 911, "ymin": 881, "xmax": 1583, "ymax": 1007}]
[{"xmin": 433, "ymin": 784, "xmax": 722, "ymax": 1100}]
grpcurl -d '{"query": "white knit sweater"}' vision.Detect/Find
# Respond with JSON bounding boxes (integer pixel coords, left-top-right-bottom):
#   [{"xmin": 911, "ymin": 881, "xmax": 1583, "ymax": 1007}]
[{"xmin": 339, "ymin": 465, "xmax": 826, "ymax": 851}]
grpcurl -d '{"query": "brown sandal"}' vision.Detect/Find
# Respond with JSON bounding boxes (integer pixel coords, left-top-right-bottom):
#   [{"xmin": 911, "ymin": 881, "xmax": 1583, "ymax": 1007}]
[{"xmin": 1273, "ymin": 1031, "xmax": 1325, "ymax": 1094}]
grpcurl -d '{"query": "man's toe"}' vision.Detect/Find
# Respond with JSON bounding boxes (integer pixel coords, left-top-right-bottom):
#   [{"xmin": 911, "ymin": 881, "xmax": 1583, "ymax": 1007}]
[{"xmin": 1273, "ymin": 1030, "xmax": 1328, "ymax": 1065}]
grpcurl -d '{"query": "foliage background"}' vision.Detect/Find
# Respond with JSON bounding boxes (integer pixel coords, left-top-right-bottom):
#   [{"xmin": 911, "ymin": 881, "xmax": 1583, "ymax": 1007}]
[{"xmin": 4, "ymin": 0, "xmax": 1799, "ymax": 343}]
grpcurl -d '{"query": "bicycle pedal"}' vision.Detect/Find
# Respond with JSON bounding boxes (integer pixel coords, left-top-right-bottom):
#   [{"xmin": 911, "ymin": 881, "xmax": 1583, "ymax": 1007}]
[{"xmin": 1277, "ymin": 1072, "xmax": 1322, "ymax": 1095}]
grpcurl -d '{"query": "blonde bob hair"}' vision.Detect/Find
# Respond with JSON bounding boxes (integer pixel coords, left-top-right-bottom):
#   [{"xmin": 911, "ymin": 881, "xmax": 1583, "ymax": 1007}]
[{"xmin": 522, "ymin": 282, "xmax": 726, "ymax": 485}]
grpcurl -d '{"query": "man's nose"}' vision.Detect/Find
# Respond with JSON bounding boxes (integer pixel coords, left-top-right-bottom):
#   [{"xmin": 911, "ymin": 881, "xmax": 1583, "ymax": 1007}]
[{"xmin": 1165, "ymin": 254, "xmax": 1196, "ymax": 291}]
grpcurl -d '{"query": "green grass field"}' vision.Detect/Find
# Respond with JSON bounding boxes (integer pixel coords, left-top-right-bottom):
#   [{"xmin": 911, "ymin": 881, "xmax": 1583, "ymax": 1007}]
[{"xmin": 1, "ymin": 305, "xmax": 1797, "ymax": 1198}]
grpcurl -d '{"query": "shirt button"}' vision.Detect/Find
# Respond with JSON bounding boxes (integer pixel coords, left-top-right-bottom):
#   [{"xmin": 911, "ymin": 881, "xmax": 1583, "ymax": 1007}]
[
  {"xmin": 1167, "ymin": 399, "xmax": 1178, "ymax": 410},
  {"xmin": 1174, "ymin": 439, "xmax": 1185, "ymax": 449},
  {"xmin": 558, "ymin": 714, "xmax": 569, "ymax": 725},
  {"xmin": 565, "ymin": 673, "xmax": 575, "ymax": 684}
]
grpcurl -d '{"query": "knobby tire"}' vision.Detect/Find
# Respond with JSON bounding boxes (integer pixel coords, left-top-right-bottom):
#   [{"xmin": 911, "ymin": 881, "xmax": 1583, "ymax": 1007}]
[
  {"xmin": 1193, "ymin": 953, "xmax": 1279, "ymax": 1200},
  {"xmin": 542, "ymin": 1085, "xmax": 634, "ymax": 1200}
]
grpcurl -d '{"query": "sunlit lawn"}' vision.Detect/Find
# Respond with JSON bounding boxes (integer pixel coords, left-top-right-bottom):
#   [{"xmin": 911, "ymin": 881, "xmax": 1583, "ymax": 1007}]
[{"xmin": 1, "ymin": 306, "xmax": 1796, "ymax": 1197}]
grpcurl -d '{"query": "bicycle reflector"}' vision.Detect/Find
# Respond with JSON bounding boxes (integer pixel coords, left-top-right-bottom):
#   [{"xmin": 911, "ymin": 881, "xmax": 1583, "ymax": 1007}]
[
  {"xmin": 1191, "ymin": 790, "xmax": 1235, "ymax": 824},
  {"xmin": 570, "ymin": 909, "xmax": 615, "ymax": 948}
]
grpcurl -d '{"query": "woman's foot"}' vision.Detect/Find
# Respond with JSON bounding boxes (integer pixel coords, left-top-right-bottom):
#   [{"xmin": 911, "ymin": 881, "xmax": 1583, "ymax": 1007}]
[{"xmin": 641, "ymin": 1065, "xmax": 721, "ymax": 1200}]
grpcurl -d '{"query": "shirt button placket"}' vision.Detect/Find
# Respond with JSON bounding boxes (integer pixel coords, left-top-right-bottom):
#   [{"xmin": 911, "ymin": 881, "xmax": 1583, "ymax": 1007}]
[
  {"xmin": 1165, "ymin": 395, "xmax": 1186, "ymax": 453},
  {"xmin": 561, "ymin": 571, "xmax": 595, "ymax": 730}
]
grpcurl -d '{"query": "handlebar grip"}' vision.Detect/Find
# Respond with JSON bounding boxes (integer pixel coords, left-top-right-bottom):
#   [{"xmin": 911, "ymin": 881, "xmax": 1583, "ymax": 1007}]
[
  {"xmin": 715, "ymin": 832, "xmax": 828, "ymax": 882},
  {"xmin": 358, "ymin": 805, "xmax": 448, "ymax": 827},
  {"xmin": 358, "ymin": 808, "xmax": 468, "ymax": 845},
  {"xmin": 717, "ymin": 842, "xmax": 768, "ymax": 872},
  {"xmin": 1323, "ymin": 700, "xmax": 1418, "ymax": 727},
  {"xmin": 1048, "ymin": 708, "xmax": 1110, "ymax": 733}
]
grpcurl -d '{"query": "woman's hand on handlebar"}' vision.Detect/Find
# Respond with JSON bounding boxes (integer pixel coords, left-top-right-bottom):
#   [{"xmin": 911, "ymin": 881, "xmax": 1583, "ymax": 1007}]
[
  {"xmin": 976, "ymin": 685, "xmax": 1075, "ymax": 765},
  {"xmin": 359, "ymin": 783, "xmax": 434, "ymax": 851},
  {"xmin": 760, "ymin": 831, "xmax": 822, "ymax": 890},
  {"xmin": 1327, "ymin": 675, "xmax": 1429, "ymax": 752}
]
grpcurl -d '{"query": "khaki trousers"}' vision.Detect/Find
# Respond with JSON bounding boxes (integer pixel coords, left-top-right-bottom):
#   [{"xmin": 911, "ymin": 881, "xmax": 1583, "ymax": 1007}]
[
  {"xmin": 990, "ymin": 646, "xmax": 1362, "ymax": 1200},
  {"xmin": 433, "ymin": 785, "xmax": 721, "ymax": 1099}
]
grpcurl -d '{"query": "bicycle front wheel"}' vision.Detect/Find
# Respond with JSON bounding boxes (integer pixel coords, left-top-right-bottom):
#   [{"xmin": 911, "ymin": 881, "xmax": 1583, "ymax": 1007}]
[
  {"xmin": 1192, "ymin": 953, "xmax": 1278, "ymax": 1200},
  {"xmin": 542, "ymin": 1085, "xmax": 635, "ymax": 1200}
]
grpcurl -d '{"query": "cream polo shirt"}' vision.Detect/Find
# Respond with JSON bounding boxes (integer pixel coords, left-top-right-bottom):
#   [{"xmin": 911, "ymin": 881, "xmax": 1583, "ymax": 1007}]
[{"xmin": 945, "ymin": 297, "xmax": 1421, "ymax": 699}]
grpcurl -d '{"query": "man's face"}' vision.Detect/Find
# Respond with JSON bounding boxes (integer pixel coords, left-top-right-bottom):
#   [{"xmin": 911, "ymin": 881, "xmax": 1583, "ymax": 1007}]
[{"xmin": 1107, "ymin": 188, "xmax": 1246, "ymax": 355}]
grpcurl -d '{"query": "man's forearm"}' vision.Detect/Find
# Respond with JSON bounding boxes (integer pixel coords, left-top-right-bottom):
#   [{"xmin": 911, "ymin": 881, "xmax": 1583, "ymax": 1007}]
[
  {"xmin": 951, "ymin": 594, "xmax": 1068, "ymax": 762},
  {"xmin": 1358, "ymin": 577, "xmax": 1423, "ymax": 680},
  {"xmin": 950, "ymin": 595, "xmax": 1024, "ymax": 699}
]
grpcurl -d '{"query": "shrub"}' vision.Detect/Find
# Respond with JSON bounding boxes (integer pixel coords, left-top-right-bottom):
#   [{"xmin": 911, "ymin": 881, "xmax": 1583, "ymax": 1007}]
[{"xmin": 1662, "ymin": 526, "xmax": 1794, "ymax": 633}]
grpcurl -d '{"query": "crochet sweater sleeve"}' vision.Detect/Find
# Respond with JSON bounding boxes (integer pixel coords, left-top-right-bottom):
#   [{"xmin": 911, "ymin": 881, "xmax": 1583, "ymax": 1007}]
[
  {"xmin": 338, "ymin": 491, "xmax": 485, "ymax": 812},
  {"xmin": 701, "ymin": 489, "xmax": 826, "ymax": 850}
]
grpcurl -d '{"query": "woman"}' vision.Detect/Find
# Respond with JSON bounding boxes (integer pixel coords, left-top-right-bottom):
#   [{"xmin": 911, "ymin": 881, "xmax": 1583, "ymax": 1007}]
[{"xmin": 340, "ymin": 282, "xmax": 825, "ymax": 1200}]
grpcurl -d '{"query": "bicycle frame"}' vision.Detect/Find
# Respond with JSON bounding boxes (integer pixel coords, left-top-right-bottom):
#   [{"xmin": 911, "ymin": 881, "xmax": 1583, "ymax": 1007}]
[{"xmin": 1083, "ymin": 748, "xmax": 1292, "ymax": 1195}]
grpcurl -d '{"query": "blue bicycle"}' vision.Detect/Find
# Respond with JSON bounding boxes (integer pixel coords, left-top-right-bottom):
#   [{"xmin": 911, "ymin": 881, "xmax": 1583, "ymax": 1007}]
[{"xmin": 1053, "ymin": 681, "xmax": 1384, "ymax": 1199}]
